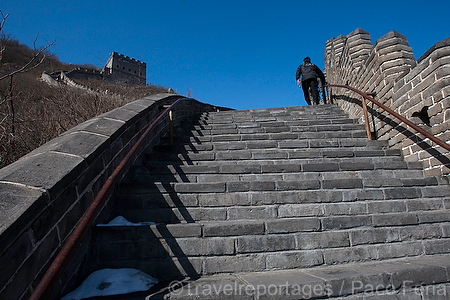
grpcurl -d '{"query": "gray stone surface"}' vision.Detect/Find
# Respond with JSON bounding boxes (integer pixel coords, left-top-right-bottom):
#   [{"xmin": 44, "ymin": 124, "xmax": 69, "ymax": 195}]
[
  {"xmin": 203, "ymin": 220, "xmax": 264, "ymax": 237},
  {"xmin": 163, "ymin": 255, "xmax": 450, "ymax": 300},
  {"xmin": 0, "ymin": 94, "xmax": 231, "ymax": 300},
  {"xmin": 0, "ymin": 151, "xmax": 85, "ymax": 194},
  {"xmin": 8, "ymin": 100, "xmax": 445, "ymax": 300},
  {"xmin": 0, "ymin": 183, "xmax": 48, "ymax": 241}
]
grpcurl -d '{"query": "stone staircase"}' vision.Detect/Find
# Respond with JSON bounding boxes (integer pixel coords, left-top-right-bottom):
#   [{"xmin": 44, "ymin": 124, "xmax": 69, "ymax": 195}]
[{"xmin": 91, "ymin": 104, "xmax": 450, "ymax": 299}]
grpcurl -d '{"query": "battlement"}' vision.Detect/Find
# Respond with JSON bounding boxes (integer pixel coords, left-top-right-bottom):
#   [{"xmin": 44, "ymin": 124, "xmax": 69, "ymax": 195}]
[
  {"xmin": 103, "ymin": 51, "xmax": 146, "ymax": 85},
  {"xmin": 43, "ymin": 52, "xmax": 148, "ymax": 86},
  {"xmin": 324, "ymin": 28, "xmax": 450, "ymax": 176},
  {"xmin": 72, "ymin": 67, "xmax": 103, "ymax": 75},
  {"xmin": 112, "ymin": 52, "xmax": 146, "ymax": 67}
]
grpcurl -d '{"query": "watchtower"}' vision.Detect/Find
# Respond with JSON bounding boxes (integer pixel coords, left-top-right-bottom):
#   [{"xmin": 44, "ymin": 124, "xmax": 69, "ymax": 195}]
[{"xmin": 103, "ymin": 52, "xmax": 146, "ymax": 85}]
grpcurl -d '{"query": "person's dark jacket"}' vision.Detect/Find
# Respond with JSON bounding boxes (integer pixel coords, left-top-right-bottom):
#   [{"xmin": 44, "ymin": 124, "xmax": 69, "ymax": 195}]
[{"xmin": 296, "ymin": 62, "xmax": 326, "ymax": 84}]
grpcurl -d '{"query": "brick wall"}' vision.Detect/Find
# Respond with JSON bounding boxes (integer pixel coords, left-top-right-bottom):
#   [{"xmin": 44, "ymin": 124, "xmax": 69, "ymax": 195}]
[
  {"xmin": 325, "ymin": 28, "xmax": 450, "ymax": 176},
  {"xmin": 0, "ymin": 94, "xmax": 224, "ymax": 300}
]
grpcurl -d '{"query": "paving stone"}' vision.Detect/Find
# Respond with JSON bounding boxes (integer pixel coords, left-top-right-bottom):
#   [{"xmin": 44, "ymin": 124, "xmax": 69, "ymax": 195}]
[
  {"xmin": 236, "ymin": 234, "xmax": 295, "ymax": 253},
  {"xmin": 296, "ymin": 231, "xmax": 350, "ymax": 249},
  {"xmin": 264, "ymin": 250, "xmax": 324, "ymax": 271},
  {"xmin": 203, "ymin": 254, "xmax": 266, "ymax": 274},
  {"xmin": 265, "ymin": 218, "xmax": 321, "ymax": 233},
  {"xmin": 239, "ymin": 268, "xmax": 328, "ymax": 300},
  {"xmin": 202, "ymin": 220, "xmax": 265, "ymax": 237},
  {"xmin": 372, "ymin": 213, "xmax": 419, "ymax": 227},
  {"xmin": 95, "ymin": 103, "xmax": 450, "ymax": 300},
  {"xmin": 166, "ymin": 274, "xmax": 253, "ymax": 300}
]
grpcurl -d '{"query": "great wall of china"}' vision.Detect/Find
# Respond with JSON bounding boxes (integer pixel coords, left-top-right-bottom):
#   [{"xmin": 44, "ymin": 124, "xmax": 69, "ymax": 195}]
[
  {"xmin": 325, "ymin": 28, "xmax": 450, "ymax": 177},
  {"xmin": 0, "ymin": 28, "xmax": 449, "ymax": 300},
  {"xmin": 42, "ymin": 51, "xmax": 147, "ymax": 89}
]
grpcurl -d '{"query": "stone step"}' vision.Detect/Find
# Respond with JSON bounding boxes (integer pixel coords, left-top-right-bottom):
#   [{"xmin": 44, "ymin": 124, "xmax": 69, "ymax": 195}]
[
  {"xmin": 150, "ymin": 140, "xmax": 397, "ymax": 162},
  {"xmin": 126, "ymin": 161, "xmax": 426, "ymax": 187},
  {"xmin": 92, "ymin": 216, "xmax": 450, "ymax": 280},
  {"xmin": 177, "ymin": 121, "xmax": 363, "ymax": 135},
  {"xmin": 119, "ymin": 174, "xmax": 445, "ymax": 196},
  {"xmin": 157, "ymin": 128, "xmax": 375, "ymax": 146},
  {"xmin": 199, "ymin": 105, "xmax": 348, "ymax": 119},
  {"xmin": 93, "ymin": 254, "xmax": 450, "ymax": 300},
  {"xmin": 154, "ymin": 136, "xmax": 387, "ymax": 156},
  {"xmin": 124, "ymin": 169, "xmax": 428, "ymax": 186},
  {"xmin": 93, "ymin": 218, "xmax": 449, "ymax": 241},
  {"xmin": 171, "ymin": 127, "xmax": 364, "ymax": 138},
  {"xmin": 163, "ymin": 132, "xmax": 371, "ymax": 147},
  {"xmin": 187, "ymin": 117, "xmax": 359, "ymax": 131},
  {"xmin": 155, "ymin": 254, "xmax": 450, "ymax": 300},
  {"xmin": 115, "ymin": 200, "xmax": 450, "ymax": 223},
  {"xmin": 115, "ymin": 184, "xmax": 450, "ymax": 224},
  {"xmin": 131, "ymin": 156, "xmax": 426, "ymax": 178},
  {"xmin": 183, "ymin": 117, "xmax": 361, "ymax": 136},
  {"xmin": 148, "ymin": 148, "xmax": 406, "ymax": 164},
  {"xmin": 201, "ymin": 113, "xmax": 353, "ymax": 122},
  {"xmin": 85, "ymin": 104, "xmax": 450, "ymax": 300},
  {"xmin": 174, "ymin": 122, "xmax": 367, "ymax": 136},
  {"xmin": 149, "ymin": 141, "xmax": 400, "ymax": 162},
  {"xmin": 116, "ymin": 183, "xmax": 449, "ymax": 209},
  {"xmin": 93, "ymin": 237, "xmax": 450, "ymax": 277}
]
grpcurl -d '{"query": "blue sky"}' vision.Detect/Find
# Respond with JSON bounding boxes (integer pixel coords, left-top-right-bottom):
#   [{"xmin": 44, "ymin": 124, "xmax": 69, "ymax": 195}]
[{"xmin": 1, "ymin": 0, "xmax": 449, "ymax": 110}]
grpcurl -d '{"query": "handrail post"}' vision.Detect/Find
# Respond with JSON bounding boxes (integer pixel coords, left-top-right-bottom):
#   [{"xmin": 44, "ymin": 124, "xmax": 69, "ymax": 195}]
[
  {"xmin": 324, "ymin": 84, "xmax": 450, "ymax": 152},
  {"xmin": 361, "ymin": 96, "xmax": 372, "ymax": 140},
  {"xmin": 169, "ymin": 110, "xmax": 174, "ymax": 145},
  {"xmin": 321, "ymin": 84, "xmax": 326, "ymax": 104},
  {"xmin": 328, "ymin": 86, "xmax": 333, "ymax": 104}
]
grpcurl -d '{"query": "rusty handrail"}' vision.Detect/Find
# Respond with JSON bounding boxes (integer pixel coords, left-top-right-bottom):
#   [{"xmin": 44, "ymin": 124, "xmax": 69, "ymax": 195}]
[
  {"xmin": 325, "ymin": 84, "xmax": 450, "ymax": 152},
  {"xmin": 29, "ymin": 97, "xmax": 187, "ymax": 300}
]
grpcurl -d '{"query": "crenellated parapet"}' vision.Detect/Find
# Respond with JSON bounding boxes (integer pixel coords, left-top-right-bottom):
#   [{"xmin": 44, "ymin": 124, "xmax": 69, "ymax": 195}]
[
  {"xmin": 43, "ymin": 52, "xmax": 148, "ymax": 87},
  {"xmin": 103, "ymin": 51, "xmax": 147, "ymax": 85},
  {"xmin": 0, "ymin": 94, "xmax": 225, "ymax": 300},
  {"xmin": 325, "ymin": 29, "xmax": 450, "ymax": 176},
  {"xmin": 327, "ymin": 28, "xmax": 372, "ymax": 86}
]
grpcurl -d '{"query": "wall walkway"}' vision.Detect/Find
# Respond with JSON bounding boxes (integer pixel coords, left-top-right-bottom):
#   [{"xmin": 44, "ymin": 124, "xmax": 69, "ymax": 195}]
[
  {"xmin": 0, "ymin": 94, "xmax": 222, "ymax": 300},
  {"xmin": 2, "ymin": 28, "xmax": 450, "ymax": 300}
]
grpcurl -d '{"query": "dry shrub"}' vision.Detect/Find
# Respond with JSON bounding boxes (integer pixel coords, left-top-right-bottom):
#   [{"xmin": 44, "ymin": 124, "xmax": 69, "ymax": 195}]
[{"xmin": 0, "ymin": 37, "xmax": 168, "ymax": 168}]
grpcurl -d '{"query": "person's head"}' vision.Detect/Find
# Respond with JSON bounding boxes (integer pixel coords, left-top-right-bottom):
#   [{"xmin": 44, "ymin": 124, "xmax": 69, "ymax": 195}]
[{"xmin": 303, "ymin": 57, "xmax": 311, "ymax": 63}]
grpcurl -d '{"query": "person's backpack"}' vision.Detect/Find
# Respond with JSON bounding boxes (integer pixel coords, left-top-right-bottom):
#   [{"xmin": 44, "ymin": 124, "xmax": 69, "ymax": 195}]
[{"xmin": 300, "ymin": 63, "xmax": 318, "ymax": 81}]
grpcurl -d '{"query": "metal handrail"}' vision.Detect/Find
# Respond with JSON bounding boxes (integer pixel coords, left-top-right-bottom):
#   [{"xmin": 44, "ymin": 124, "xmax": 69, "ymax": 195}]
[
  {"xmin": 325, "ymin": 84, "xmax": 450, "ymax": 152},
  {"xmin": 29, "ymin": 97, "xmax": 187, "ymax": 300}
]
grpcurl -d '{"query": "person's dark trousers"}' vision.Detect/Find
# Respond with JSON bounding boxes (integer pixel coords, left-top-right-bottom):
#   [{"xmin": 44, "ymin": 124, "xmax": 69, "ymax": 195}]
[{"xmin": 302, "ymin": 78, "xmax": 320, "ymax": 105}]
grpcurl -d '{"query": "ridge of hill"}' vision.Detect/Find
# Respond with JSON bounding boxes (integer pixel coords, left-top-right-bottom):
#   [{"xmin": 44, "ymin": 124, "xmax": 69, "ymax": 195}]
[{"xmin": 0, "ymin": 37, "xmax": 169, "ymax": 168}]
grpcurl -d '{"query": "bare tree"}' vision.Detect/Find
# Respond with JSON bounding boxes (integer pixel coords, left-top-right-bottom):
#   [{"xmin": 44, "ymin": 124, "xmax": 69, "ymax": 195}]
[
  {"xmin": 0, "ymin": 10, "xmax": 9, "ymax": 61},
  {"xmin": 0, "ymin": 10, "xmax": 56, "ymax": 162},
  {"xmin": 0, "ymin": 35, "xmax": 56, "ymax": 81},
  {"xmin": 0, "ymin": 10, "xmax": 167, "ymax": 168}
]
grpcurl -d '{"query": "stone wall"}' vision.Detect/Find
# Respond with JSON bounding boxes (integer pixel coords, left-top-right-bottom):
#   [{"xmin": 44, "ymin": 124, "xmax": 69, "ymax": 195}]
[
  {"xmin": 103, "ymin": 52, "xmax": 147, "ymax": 85},
  {"xmin": 0, "ymin": 94, "xmax": 225, "ymax": 300},
  {"xmin": 65, "ymin": 67, "xmax": 104, "ymax": 82},
  {"xmin": 324, "ymin": 28, "xmax": 450, "ymax": 176},
  {"xmin": 45, "ymin": 51, "xmax": 147, "ymax": 86}
]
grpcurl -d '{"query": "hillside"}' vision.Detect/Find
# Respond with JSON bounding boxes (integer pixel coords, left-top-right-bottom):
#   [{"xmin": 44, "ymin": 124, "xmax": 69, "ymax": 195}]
[{"xmin": 0, "ymin": 37, "xmax": 169, "ymax": 168}]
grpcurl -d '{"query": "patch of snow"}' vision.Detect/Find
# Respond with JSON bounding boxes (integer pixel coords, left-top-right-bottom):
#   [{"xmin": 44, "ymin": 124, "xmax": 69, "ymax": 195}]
[
  {"xmin": 96, "ymin": 215, "xmax": 158, "ymax": 227},
  {"xmin": 61, "ymin": 268, "xmax": 158, "ymax": 300}
]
